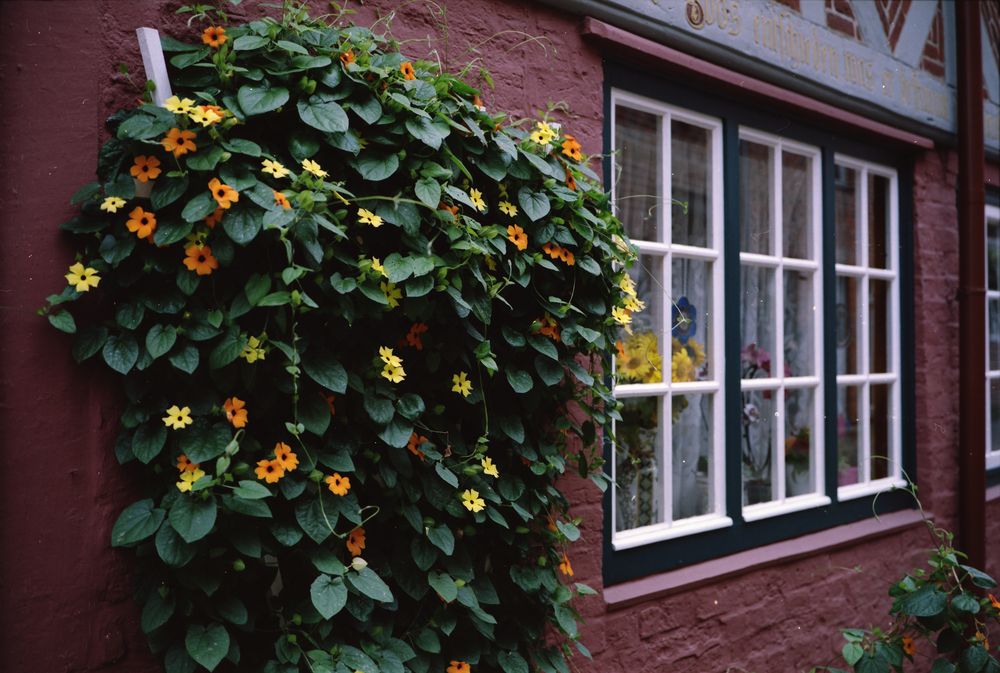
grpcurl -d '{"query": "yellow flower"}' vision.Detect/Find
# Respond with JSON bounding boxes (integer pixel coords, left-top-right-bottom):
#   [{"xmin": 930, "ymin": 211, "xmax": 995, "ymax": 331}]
[
  {"xmin": 301, "ymin": 158, "xmax": 328, "ymax": 178},
  {"xmin": 325, "ymin": 473, "xmax": 351, "ymax": 496},
  {"xmin": 469, "ymin": 188, "xmax": 487, "ymax": 213},
  {"xmin": 240, "ymin": 336, "xmax": 267, "ymax": 363},
  {"xmin": 100, "ymin": 196, "xmax": 126, "ymax": 213},
  {"xmin": 381, "ymin": 281, "xmax": 402, "ymax": 309},
  {"xmin": 499, "ymin": 200, "xmax": 518, "ymax": 217},
  {"xmin": 619, "ymin": 274, "xmax": 637, "ymax": 298},
  {"xmin": 188, "ymin": 106, "xmax": 221, "ymax": 127},
  {"xmin": 65, "ymin": 262, "xmax": 100, "ymax": 292},
  {"xmin": 379, "ymin": 346, "xmax": 403, "ymax": 368},
  {"xmin": 618, "ymin": 331, "xmax": 662, "ymax": 384},
  {"xmin": 164, "ymin": 96, "xmax": 196, "ymax": 114},
  {"xmin": 611, "ymin": 306, "xmax": 633, "ymax": 333},
  {"xmin": 371, "ymin": 257, "xmax": 387, "ymax": 277},
  {"xmin": 382, "ymin": 364, "xmax": 406, "ymax": 383},
  {"xmin": 481, "ymin": 456, "xmax": 499, "ymax": 478},
  {"xmin": 624, "ymin": 294, "xmax": 646, "ymax": 313},
  {"xmin": 558, "ymin": 552, "xmax": 574, "ymax": 577},
  {"xmin": 452, "ymin": 371, "xmax": 473, "ymax": 397},
  {"xmin": 358, "ymin": 208, "xmax": 383, "ymax": 227},
  {"xmin": 461, "ymin": 489, "xmax": 485, "ymax": 513},
  {"xmin": 671, "ymin": 346, "xmax": 696, "ymax": 383},
  {"xmin": 162, "ymin": 405, "xmax": 193, "ymax": 430},
  {"xmin": 176, "ymin": 468, "xmax": 206, "ymax": 493},
  {"xmin": 261, "ymin": 158, "xmax": 290, "ymax": 178},
  {"xmin": 529, "ymin": 121, "xmax": 557, "ymax": 145}
]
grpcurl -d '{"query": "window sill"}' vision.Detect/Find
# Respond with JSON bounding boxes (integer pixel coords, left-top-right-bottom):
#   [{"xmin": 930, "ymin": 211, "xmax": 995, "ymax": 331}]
[
  {"xmin": 612, "ymin": 515, "xmax": 734, "ymax": 551},
  {"xmin": 988, "ymin": 484, "xmax": 1000, "ymax": 502},
  {"xmin": 603, "ymin": 508, "xmax": 927, "ymax": 610}
]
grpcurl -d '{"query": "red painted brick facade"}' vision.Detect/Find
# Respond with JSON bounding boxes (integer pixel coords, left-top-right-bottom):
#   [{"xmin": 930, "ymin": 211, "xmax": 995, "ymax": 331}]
[{"xmin": 0, "ymin": 1, "xmax": 995, "ymax": 672}]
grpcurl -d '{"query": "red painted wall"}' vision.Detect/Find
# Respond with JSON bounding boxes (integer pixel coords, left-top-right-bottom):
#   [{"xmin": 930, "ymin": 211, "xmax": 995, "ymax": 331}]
[{"xmin": 0, "ymin": 1, "xmax": 994, "ymax": 672}]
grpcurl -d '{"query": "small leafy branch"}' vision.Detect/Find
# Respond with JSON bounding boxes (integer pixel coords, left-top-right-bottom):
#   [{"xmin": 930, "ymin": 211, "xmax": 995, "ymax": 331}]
[{"xmin": 42, "ymin": 3, "xmax": 639, "ymax": 672}]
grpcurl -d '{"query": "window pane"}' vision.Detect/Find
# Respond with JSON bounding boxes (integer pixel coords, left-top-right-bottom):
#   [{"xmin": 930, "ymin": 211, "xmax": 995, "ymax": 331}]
[
  {"xmin": 835, "ymin": 165, "xmax": 859, "ymax": 265},
  {"xmin": 741, "ymin": 265, "xmax": 775, "ymax": 379},
  {"xmin": 615, "ymin": 396, "xmax": 663, "ymax": 532},
  {"xmin": 991, "ymin": 379, "xmax": 1000, "ymax": 454},
  {"xmin": 785, "ymin": 388, "xmax": 815, "ymax": 497},
  {"xmin": 615, "ymin": 106, "xmax": 661, "ymax": 242},
  {"xmin": 672, "ymin": 394, "xmax": 713, "ymax": 519},
  {"xmin": 617, "ymin": 255, "xmax": 664, "ymax": 384},
  {"xmin": 869, "ymin": 279, "xmax": 891, "ymax": 373},
  {"xmin": 672, "ymin": 258, "xmax": 711, "ymax": 382},
  {"xmin": 988, "ymin": 216, "xmax": 1000, "ymax": 291},
  {"xmin": 784, "ymin": 270, "xmax": 814, "ymax": 377},
  {"xmin": 870, "ymin": 384, "xmax": 892, "ymax": 480},
  {"xmin": 868, "ymin": 173, "xmax": 890, "ymax": 269},
  {"xmin": 782, "ymin": 151, "xmax": 812, "ymax": 259},
  {"xmin": 671, "ymin": 120, "xmax": 711, "ymax": 248},
  {"xmin": 837, "ymin": 385, "xmax": 861, "ymax": 486},
  {"xmin": 990, "ymin": 299, "xmax": 1000, "ymax": 371},
  {"xmin": 742, "ymin": 389, "xmax": 775, "ymax": 505},
  {"xmin": 740, "ymin": 140, "xmax": 773, "ymax": 254},
  {"xmin": 836, "ymin": 275, "xmax": 861, "ymax": 375}
]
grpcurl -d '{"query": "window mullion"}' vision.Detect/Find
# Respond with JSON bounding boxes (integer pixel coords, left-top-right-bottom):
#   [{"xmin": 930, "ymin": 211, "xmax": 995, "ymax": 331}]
[
  {"xmin": 859, "ymin": 169, "xmax": 872, "ymax": 484},
  {"xmin": 661, "ymin": 113, "xmax": 673, "ymax": 526},
  {"xmin": 774, "ymin": 144, "xmax": 786, "ymax": 502}
]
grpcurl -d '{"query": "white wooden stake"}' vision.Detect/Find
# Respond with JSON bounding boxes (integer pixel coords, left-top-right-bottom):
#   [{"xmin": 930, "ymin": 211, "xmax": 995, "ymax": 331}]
[{"xmin": 136, "ymin": 27, "xmax": 173, "ymax": 106}]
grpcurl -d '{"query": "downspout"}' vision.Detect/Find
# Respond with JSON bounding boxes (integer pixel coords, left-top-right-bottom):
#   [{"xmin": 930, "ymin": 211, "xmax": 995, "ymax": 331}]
[{"xmin": 957, "ymin": 0, "xmax": 986, "ymax": 569}]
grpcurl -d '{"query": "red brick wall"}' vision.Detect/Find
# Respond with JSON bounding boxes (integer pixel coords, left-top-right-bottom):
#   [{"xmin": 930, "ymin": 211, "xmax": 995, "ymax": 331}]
[{"xmin": 0, "ymin": 1, "xmax": 989, "ymax": 672}]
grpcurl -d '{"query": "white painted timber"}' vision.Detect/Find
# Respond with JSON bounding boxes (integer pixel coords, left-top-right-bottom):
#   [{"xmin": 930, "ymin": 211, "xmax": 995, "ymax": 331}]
[{"xmin": 136, "ymin": 27, "xmax": 173, "ymax": 106}]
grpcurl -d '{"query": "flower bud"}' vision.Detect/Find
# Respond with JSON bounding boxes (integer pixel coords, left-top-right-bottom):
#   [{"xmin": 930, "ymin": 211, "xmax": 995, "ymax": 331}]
[
  {"xmin": 351, "ymin": 557, "xmax": 368, "ymax": 572},
  {"xmin": 291, "ymin": 613, "xmax": 302, "ymax": 626},
  {"xmin": 232, "ymin": 559, "xmax": 246, "ymax": 572}
]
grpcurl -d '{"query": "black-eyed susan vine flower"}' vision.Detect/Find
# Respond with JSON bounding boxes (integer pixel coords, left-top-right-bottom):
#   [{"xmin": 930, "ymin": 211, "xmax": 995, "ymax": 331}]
[
  {"xmin": 162, "ymin": 405, "xmax": 193, "ymax": 430},
  {"xmin": 201, "ymin": 26, "xmax": 227, "ymax": 48},
  {"xmin": 447, "ymin": 662, "xmax": 471, "ymax": 673},
  {"xmin": 461, "ymin": 489, "xmax": 485, "ymax": 513},
  {"xmin": 176, "ymin": 468, "xmax": 206, "ymax": 493},
  {"xmin": 407, "ymin": 432, "xmax": 428, "ymax": 459},
  {"xmin": 176, "ymin": 454, "xmax": 199, "ymax": 473},
  {"xmin": 274, "ymin": 442, "xmax": 298, "ymax": 471},
  {"xmin": 340, "ymin": 50, "xmax": 355, "ymax": 66},
  {"xmin": 558, "ymin": 553, "xmax": 573, "ymax": 577},
  {"xmin": 223, "ymin": 397, "xmax": 247, "ymax": 428},
  {"xmin": 273, "ymin": 191, "xmax": 291, "ymax": 209},
  {"xmin": 189, "ymin": 106, "xmax": 222, "ymax": 127},
  {"xmin": 325, "ymin": 472, "xmax": 350, "ymax": 496},
  {"xmin": 536, "ymin": 314, "xmax": 560, "ymax": 342},
  {"xmin": 499, "ymin": 200, "xmax": 518, "ymax": 217},
  {"xmin": 208, "ymin": 177, "xmax": 239, "ymax": 209},
  {"xmin": 400, "ymin": 61, "xmax": 416, "ymax": 80},
  {"xmin": 381, "ymin": 281, "xmax": 402, "ymax": 309},
  {"xmin": 240, "ymin": 335, "xmax": 266, "ymax": 363},
  {"xmin": 371, "ymin": 257, "xmax": 387, "ymax": 277},
  {"xmin": 255, "ymin": 459, "xmax": 284, "ymax": 483},
  {"xmin": 126, "ymin": 207, "xmax": 157, "ymax": 240},
  {"xmin": 65, "ymin": 263, "xmax": 100, "ymax": 292},
  {"xmin": 469, "ymin": 188, "xmax": 487, "ymax": 212},
  {"xmin": 161, "ymin": 128, "xmax": 197, "ymax": 157},
  {"xmin": 358, "ymin": 208, "xmax": 383, "ymax": 227},
  {"xmin": 261, "ymin": 158, "xmax": 290, "ymax": 178},
  {"xmin": 405, "ymin": 323, "xmax": 428, "ymax": 350},
  {"xmin": 560, "ymin": 134, "xmax": 583, "ymax": 161},
  {"xmin": 182, "ymin": 244, "xmax": 219, "ymax": 276},
  {"xmin": 100, "ymin": 196, "xmax": 126, "ymax": 213},
  {"xmin": 507, "ymin": 224, "xmax": 528, "ymax": 251},
  {"xmin": 379, "ymin": 346, "xmax": 405, "ymax": 382},
  {"xmin": 452, "ymin": 371, "xmax": 473, "ymax": 397},
  {"xmin": 130, "ymin": 155, "xmax": 161, "ymax": 183},
  {"xmin": 301, "ymin": 158, "xmax": 328, "ymax": 178},
  {"xmin": 346, "ymin": 527, "xmax": 365, "ymax": 556},
  {"xmin": 481, "ymin": 456, "xmax": 499, "ymax": 478},
  {"xmin": 611, "ymin": 306, "xmax": 633, "ymax": 333},
  {"xmin": 204, "ymin": 207, "xmax": 224, "ymax": 228},
  {"xmin": 164, "ymin": 95, "xmax": 195, "ymax": 115},
  {"xmin": 529, "ymin": 121, "xmax": 557, "ymax": 145}
]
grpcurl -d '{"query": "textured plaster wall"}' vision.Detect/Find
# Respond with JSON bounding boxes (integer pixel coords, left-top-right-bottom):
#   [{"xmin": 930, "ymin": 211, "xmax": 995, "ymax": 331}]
[{"xmin": 0, "ymin": 1, "xmax": 990, "ymax": 672}]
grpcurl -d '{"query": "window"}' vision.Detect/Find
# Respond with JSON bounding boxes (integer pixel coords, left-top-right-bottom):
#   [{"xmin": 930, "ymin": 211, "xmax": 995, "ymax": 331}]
[
  {"xmin": 987, "ymin": 203, "xmax": 1000, "ymax": 471},
  {"xmin": 603, "ymin": 66, "xmax": 915, "ymax": 583}
]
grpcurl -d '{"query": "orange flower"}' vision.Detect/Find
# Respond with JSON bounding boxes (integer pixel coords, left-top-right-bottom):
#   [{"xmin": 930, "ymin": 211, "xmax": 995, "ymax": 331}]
[
  {"xmin": 558, "ymin": 553, "xmax": 574, "ymax": 577},
  {"xmin": 557, "ymin": 247, "xmax": 575, "ymax": 266},
  {"xmin": 565, "ymin": 165, "xmax": 577, "ymax": 191},
  {"xmin": 322, "ymin": 393, "xmax": 336, "ymax": 416},
  {"xmin": 325, "ymin": 473, "xmax": 351, "ymax": 496},
  {"xmin": 183, "ymin": 244, "xmax": 219, "ymax": 276},
  {"xmin": 901, "ymin": 636, "xmax": 915, "ymax": 656},
  {"xmin": 340, "ymin": 50, "xmax": 355, "ymax": 66},
  {"xmin": 400, "ymin": 61, "xmax": 416, "ymax": 80},
  {"xmin": 161, "ymin": 128, "xmax": 197, "ymax": 157},
  {"xmin": 125, "ymin": 206, "xmax": 157, "ymax": 239},
  {"xmin": 438, "ymin": 202, "xmax": 459, "ymax": 217},
  {"xmin": 255, "ymin": 459, "xmax": 285, "ymax": 483},
  {"xmin": 223, "ymin": 397, "xmax": 247, "ymax": 428},
  {"xmin": 616, "ymin": 340, "xmax": 626, "ymax": 358},
  {"xmin": 405, "ymin": 323, "xmax": 429, "ymax": 350},
  {"xmin": 472, "ymin": 95, "xmax": 484, "ymax": 110},
  {"xmin": 537, "ymin": 315, "xmax": 561, "ymax": 342},
  {"xmin": 274, "ymin": 442, "xmax": 299, "ymax": 471},
  {"xmin": 208, "ymin": 177, "xmax": 239, "ymax": 209},
  {"xmin": 407, "ymin": 432, "xmax": 428, "ymax": 460},
  {"xmin": 561, "ymin": 134, "xmax": 583, "ymax": 161},
  {"xmin": 202, "ymin": 26, "xmax": 226, "ymax": 48},
  {"xmin": 176, "ymin": 454, "xmax": 200, "ymax": 473},
  {"xmin": 204, "ymin": 208, "xmax": 224, "ymax": 229},
  {"xmin": 507, "ymin": 224, "xmax": 528, "ymax": 251},
  {"xmin": 130, "ymin": 155, "xmax": 161, "ymax": 183},
  {"xmin": 273, "ymin": 190, "xmax": 291, "ymax": 209},
  {"xmin": 346, "ymin": 527, "xmax": 366, "ymax": 556},
  {"xmin": 447, "ymin": 662, "xmax": 471, "ymax": 673},
  {"xmin": 542, "ymin": 242, "xmax": 561, "ymax": 259},
  {"xmin": 990, "ymin": 593, "xmax": 1000, "ymax": 610}
]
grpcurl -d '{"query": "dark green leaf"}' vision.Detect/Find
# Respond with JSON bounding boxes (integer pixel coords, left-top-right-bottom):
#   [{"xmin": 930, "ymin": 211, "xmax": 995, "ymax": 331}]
[
  {"xmin": 961, "ymin": 646, "xmax": 989, "ymax": 673},
  {"xmin": 518, "ymin": 186, "xmax": 550, "ymax": 221},
  {"xmin": 347, "ymin": 567, "xmax": 394, "ymax": 603},
  {"xmin": 180, "ymin": 423, "xmax": 232, "ymax": 463},
  {"xmin": 152, "ymin": 174, "xmax": 190, "ymax": 210},
  {"xmin": 169, "ymin": 344, "xmax": 199, "ymax": 374},
  {"xmin": 428, "ymin": 571, "xmax": 457, "ymax": 602},
  {"xmin": 221, "ymin": 138, "xmax": 262, "ymax": 156},
  {"xmin": 952, "ymin": 592, "xmax": 981, "ymax": 614},
  {"xmin": 185, "ymin": 623, "xmax": 229, "ymax": 672},
  {"xmin": 232, "ymin": 35, "xmax": 269, "ymax": 50},
  {"xmin": 133, "ymin": 423, "xmax": 168, "ymax": 463},
  {"xmin": 303, "ymin": 349, "xmax": 347, "ymax": 393},
  {"xmin": 223, "ymin": 205, "xmax": 262, "ymax": 245},
  {"xmin": 103, "ymin": 333, "xmax": 140, "ymax": 374},
  {"xmin": 153, "ymin": 217, "xmax": 194, "ymax": 246},
  {"xmin": 156, "ymin": 522, "xmax": 197, "ymax": 567},
  {"xmin": 182, "ymin": 192, "xmax": 218, "ymax": 223},
  {"xmin": 48, "ymin": 310, "xmax": 76, "ymax": 334},
  {"xmin": 427, "ymin": 524, "xmax": 454, "ymax": 555},
  {"xmin": 146, "ymin": 324, "xmax": 177, "ymax": 359},
  {"xmin": 505, "ymin": 368, "xmax": 533, "ymax": 393},
  {"xmin": 141, "ymin": 592, "xmax": 175, "ymax": 633},
  {"xmin": 414, "ymin": 178, "xmax": 441, "ymax": 209},
  {"xmin": 405, "ymin": 117, "xmax": 450, "ymax": 149},
  {"xmin": 311, "ymin": 574, "xmax": 348, "ymax": 619},
  {"xmin": 208, "ymin": 326, "xmax": 244, "ymax": 369},
  {"xmin": 296, "ymin": 499, "xmax": 334, "ymax": 544},
  {"xmin": 73, "ymin": 326, "xmax": 108, "ymax": 362},
  {"xmin": 169, "ymin": 493, "xmax": 217, "ymax": 543},
  {"xmin": 355, "ymin": 153, "xmax": 399, "ymax": 181},
  {"xmin": 186, "ymin": 146, "xmax": 225, "ymax": 172},
  {"xmin": 111, "ymin": 499, "xmax": 164, "ymax": 547},
  {"xmin": 237, "ymin": 82, "xmax": 290, "ymax": 116},
  {"xmin": 498, "ymin": 651, "xmax": 530, "ymax": 673},
  {"xmin": 960, "ymin": 565, "xmax": 997, "ymax": 588},
  {"xmin": 414, "ymin": 628, "xmax": 441, "ymax": 653},
  {"xmin": 298, "ymin": 93, "xmax": 349, "ymax": 133},
  {"xmin": 233, "ymin": 480, "xmax": 272, "ymax": 500},
  {"xmin": 895, "ymin": 585, "xmax": 948, "ymax": 617}
]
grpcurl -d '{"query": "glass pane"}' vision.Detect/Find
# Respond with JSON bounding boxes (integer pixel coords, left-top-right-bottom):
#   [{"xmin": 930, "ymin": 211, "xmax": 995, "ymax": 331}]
[
  {"xmin": 617, "ymin": 255, "xmax": 664, "ymax": 384},
  {"xmin": 835, "ymin": 165, "xmax": 858, "ymax": 265},
  {"xmin": 990, "ymin": 299, "xmax": 1000, "ymax": 371},
  {"xmin": 740, "ymin": 140, "xmax": 773, "ymax": 254},
  {"xmin": 741, "ymin": 265, "xmax": 775, "ymax": 379},
  {"xmin": 868, "ymin": 173, "xmax": 890, "ymax": 269},
  {"xmin": 615, "ymin": 106, "xmax": 661, "ymax": 242},
  {"xmin": 988, "ymin": 216, "xmax": 1000, "ymax": 291},
  {"xmin": 784, "ymin": 388, "xmax": 815, "ymax": 497},
  {"xmin": 869, "ymin": 279, "xmax": 891, "ymax": 373},
  {"xmin": 837, "ymin": 385, "xmax": 861, "ymax": 486},
  {"xmin": 671, "ymin": 120, "xmax": 711, "ymax": 248},
  {"xmin": 991, "ymin": 379, "xmax": 1000, "ymax": 455},
  {"xmin": 870, "ymin": 384, "xmax": 892, "ymax": 480},
  {"xmin": 836, "ymin": 275, "xmax": 861, "ymax": 375},
  {"xmin": 615, "ymin": 396, "xmax": 663, "ymax": 532},
  {"xmin": 782, "ymin": 151, "xmax": 812, "ymax": 259},
  {"xmin": 742, "ymin": 388, "xmax": 775, "ymax": 505},
  {"xmin": 672, "ymin": 394, "xmax": 713, "ymax": 519},
  {"xmin": 784, "ymin": 270, "xmax": 814, "ymax": 377},
  {"xmin": 672, "ymin": 258, "xmax": 711, "ymax": 382}
]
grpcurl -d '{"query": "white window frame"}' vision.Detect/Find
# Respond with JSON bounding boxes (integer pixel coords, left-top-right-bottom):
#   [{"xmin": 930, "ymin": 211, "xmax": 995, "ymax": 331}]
[
  {"xmin": 986, "ymin": 204, "xmax": 1000, "ymax": 471},
  {"xmin": 834, "ymin": 156, "xmax": 907, "ymax": 500},
  {"xmin": 610, "ymin": 89, "xmax": 731, "ymax": 550},
  {"xmin": 737, "ymin": 128, "xmax": 831, "ymax": 522}
]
